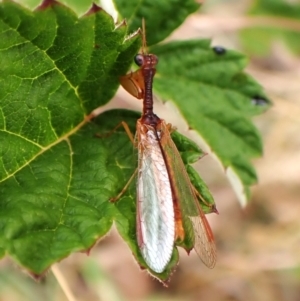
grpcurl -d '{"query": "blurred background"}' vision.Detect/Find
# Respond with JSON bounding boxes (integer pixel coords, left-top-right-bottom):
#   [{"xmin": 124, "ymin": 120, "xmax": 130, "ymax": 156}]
[{"xmin": 1, "ymin": 0, "xmax": 300, "ymax": 300}]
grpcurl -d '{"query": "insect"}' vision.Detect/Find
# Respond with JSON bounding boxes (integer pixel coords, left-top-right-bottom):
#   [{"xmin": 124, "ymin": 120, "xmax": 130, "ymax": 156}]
[{"xmin": 117, "ymin": 21, "xmax": 217, "ymax": 273}]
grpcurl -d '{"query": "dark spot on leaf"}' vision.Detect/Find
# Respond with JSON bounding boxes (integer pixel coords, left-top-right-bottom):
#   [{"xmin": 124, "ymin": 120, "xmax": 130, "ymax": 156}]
[
  {"xmin": 36, "ymin": 0, "xmax": 59, "ymax": 10},
  {"xmin": 85, "ymin": 3, "xmax": 103, "ymax": 15},
  {"xmin": 251, "ymin": 96, "xmax": 269, "ymax": 106},
  {"xmin": 94, "ymin": 44, "xmax": 100, "ymax": 49},
  {"xmin": 212, "ymin": 46, "xmax": 226, "ymax": 55}
]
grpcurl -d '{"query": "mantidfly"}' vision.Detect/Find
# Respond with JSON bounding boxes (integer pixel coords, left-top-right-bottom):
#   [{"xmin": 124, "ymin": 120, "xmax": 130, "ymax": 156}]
[{"xmin": 113, "ymin": 20, "xmax": 217, "ymax": 274}]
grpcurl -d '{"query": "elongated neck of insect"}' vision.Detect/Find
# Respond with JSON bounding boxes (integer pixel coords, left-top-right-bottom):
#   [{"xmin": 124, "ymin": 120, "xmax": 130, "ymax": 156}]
[{"xmin": 142, "ymin": 67, "xmax": 156, "ymax": 116}]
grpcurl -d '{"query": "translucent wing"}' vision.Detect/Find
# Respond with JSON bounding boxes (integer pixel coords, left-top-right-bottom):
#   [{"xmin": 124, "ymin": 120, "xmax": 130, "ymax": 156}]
[
  {"xmin": 189, "ymin": 212, "xmax": 216, "ymax": 268},
  {"xmin": 136, "ymin": 120, "xmax": 175, "ymax": 273},
  {"xmin": 158, "ymin": 120, "xmax": 217, "ymax": 268}
]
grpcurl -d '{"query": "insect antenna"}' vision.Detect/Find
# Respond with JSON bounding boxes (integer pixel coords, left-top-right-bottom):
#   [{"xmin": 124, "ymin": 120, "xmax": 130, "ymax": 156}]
[{"xmin": 141, "ymin": 18, "xmax": 148, "ymax": 54}]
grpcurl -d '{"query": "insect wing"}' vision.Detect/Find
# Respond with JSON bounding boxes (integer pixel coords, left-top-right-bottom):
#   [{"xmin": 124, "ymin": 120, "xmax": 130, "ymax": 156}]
[
  {"xmin": 189, "ymin": 213, "xmax": 216, "ymax": 268},
  {"xmin": 186, "ymin": 165, "xmax": 217, "ymax": 214},
  {"xmin": 169, "ymin": 129, "xmax": 217, "ymax": 214},
  {"xmin": 159, "ymin": 121, "xmax": 216, "ymax": 268},
  {"xmin": 136, "ymin": 121, "xmax": 175, "ymax": 273}
]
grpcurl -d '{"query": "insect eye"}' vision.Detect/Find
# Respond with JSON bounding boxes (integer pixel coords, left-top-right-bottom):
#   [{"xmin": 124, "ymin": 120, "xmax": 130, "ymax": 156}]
[{"xmin": 134, "ymin": 54, "xmax": 144, "ymax": 66}]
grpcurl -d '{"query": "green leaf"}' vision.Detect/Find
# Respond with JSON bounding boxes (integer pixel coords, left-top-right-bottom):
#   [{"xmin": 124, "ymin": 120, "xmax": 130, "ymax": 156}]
[
  {"xmin": 0, "ymin": 0, "xmax": 269, "ymax": 282},
  {"xmin": 170, "ymin": 130, "xmax": 215, "ymax": 213},
  {"xmin": 150, "ymin": 39, "xmax": 270, "ymax": 205},
  {"xmin": 171, "ymin": 129, "xmax": 205, "ymax": 164},
  {"xmin": 14, "ymin": 0, "xmax": 95, "ymax": 15},
  {"xmin": 114, "ymin": 0, "xmax": 200, "ymax": 46},
  {"xmin": 240, "ymin": 0, "xmax": 300, "ymax": 55},
  {"xmin": 17, "ymin": 0, "xmax": 200, "ymax": 46},
  {"xmin": 186, "ymin": 165, "xmax": 216, "ymax": 214},
  {"xmin": 0, "ymin": 1, "xmax": 140, "ymax": 275}
]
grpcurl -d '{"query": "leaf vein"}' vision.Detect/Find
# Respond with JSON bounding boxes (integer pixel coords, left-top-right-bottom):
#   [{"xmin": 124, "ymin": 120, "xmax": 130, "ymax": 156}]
[{"xmin": 0, "ymin": 118, "xmax": 88, "ymax": 184}]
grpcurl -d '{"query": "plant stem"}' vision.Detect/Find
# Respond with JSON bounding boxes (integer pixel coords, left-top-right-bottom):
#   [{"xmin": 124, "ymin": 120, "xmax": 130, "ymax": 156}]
[{"xmin": 52, "ymin": 264, "xmax": 78, "ymax": 301}]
